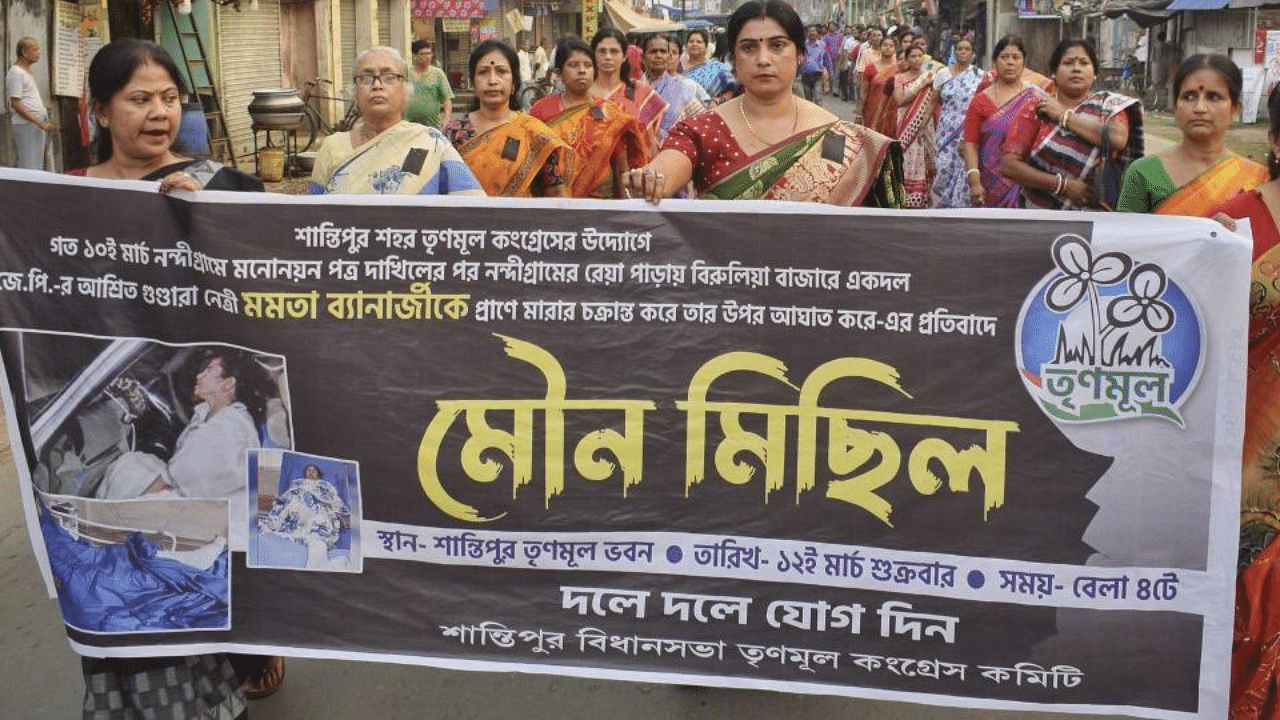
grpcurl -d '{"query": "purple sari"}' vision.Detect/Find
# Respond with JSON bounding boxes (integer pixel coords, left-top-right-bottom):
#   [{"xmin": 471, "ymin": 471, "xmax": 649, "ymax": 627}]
[{"xmin": 979, "ymin": 85, "xmax": 1040, "ymax": 208}]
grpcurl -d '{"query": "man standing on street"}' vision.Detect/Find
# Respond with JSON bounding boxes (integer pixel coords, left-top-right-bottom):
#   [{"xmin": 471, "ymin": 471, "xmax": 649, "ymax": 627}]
[
  {"xmin": 7, "ymin": 37, "xmax": 52, "ymax": 170},
  {"xmin": 405, "ymin": 39, "xmax": 453, "ymax": 130}
]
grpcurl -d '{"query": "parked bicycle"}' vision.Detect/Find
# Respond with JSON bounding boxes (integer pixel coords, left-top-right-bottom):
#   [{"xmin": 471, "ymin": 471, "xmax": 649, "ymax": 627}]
[
  {"xmin": 517, "ymin": 74, "xmax": 557, "ymax": 111},
  {"xmin": 296, "ymin": 78, "xmax": 361, "ymax": 152}
]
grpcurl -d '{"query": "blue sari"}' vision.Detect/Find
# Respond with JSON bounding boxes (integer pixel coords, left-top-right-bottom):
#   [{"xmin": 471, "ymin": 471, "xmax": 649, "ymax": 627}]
[
  {"xmin": 686, "ymin": 60, "xmax": 737, "ymax": 99},
  {"xmin": 931, "ymin": 65, "xmax": 982, "ymax": 208}
]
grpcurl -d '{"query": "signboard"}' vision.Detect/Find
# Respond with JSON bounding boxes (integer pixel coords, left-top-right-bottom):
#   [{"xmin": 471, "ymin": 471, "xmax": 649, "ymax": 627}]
[
  {"xmin": 0, "ymin": 170, "xmax": 1246, "ymax": 720},
  {"xmin": 53, "ymin": 1, "xmax": 108, "ymax": 98}
]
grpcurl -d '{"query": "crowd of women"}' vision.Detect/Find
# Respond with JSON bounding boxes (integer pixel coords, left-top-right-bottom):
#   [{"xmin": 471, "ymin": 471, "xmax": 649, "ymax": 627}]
[{"xmin": 43, "ymin": 0, "xmax": 1280, "ymax": 715}]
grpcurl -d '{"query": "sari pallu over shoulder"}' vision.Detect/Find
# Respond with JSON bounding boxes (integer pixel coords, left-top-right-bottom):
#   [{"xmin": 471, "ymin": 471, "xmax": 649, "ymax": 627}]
[
  {"xmin": 608, "ymin": 82, "xmax": 668, "ymax": 148},
  {"xmin": 1021, "ymin": 91, "xmax": 1144, "ymax": 211},
  {"xmin": 454, "ymin": 113, "xmax": 572, "ymax": 197},
  {"xmin": 932, "ymin": 66, "xmax": 983, "ymax": 208},
  {"xmin": 531, "ymin": 96, "xmax": 648, "ymax": 198},
  {"xmin": 978, "ymin": 84, "xmax": 1041, "ymax": 208},
  {"xmin": 1156, "ymin": 154, "xmax": 1270, "ymax": 217},
  {"xmin": 703, "ymin": 120, "xmax": 903, "ymax": 207},
  {"xmin": 310, "ymin": 121, "xmax": 482, "ymax": 195}
]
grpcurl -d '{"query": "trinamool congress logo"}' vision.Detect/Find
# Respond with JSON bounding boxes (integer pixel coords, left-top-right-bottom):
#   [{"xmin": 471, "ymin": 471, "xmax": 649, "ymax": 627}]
[{"xmin": 1015, "ymin": 234, "xmax": 1203, "ymax": 426}]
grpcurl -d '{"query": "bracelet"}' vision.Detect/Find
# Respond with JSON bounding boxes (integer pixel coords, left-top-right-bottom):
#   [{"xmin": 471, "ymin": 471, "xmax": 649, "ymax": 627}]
[
  {"xmin": 1054, "ymin": 173, "xmax": 1065, "ymax": 194},
  {"xmin": 1059, "ymin": 108, "xmax": 1072, "ymax": 129},
  {"xmin": 965, "ymin": 168, "xmax": 979, "ymax": 177}
]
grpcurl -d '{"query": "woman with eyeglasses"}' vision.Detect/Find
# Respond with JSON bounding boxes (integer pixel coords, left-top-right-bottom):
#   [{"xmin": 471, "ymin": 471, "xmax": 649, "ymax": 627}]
[
  {"xmin": 309, "ymin": 46, "xmax": 483, "ymax": 195},
  {"xmin": 443, "ymin": 39, "xmax": 572, "ymax": 197}
]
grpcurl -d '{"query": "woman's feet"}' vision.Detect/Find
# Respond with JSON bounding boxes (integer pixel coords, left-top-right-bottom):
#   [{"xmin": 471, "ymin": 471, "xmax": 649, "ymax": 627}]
[{"xmin": 246, "ymin": 655, "xmax": 285, "ymax": 700}]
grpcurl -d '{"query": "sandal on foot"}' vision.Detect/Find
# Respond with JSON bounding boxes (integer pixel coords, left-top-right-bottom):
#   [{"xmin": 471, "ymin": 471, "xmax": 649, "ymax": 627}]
[{"xmin": 246, "ymin": 656, "xmax": 285, "ymax": 700}]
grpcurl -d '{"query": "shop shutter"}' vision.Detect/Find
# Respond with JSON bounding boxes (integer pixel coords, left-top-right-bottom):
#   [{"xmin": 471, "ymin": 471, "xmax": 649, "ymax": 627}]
[{"xmin": 217, "ymin": 0, "xmax": 285, "ymax": 169}]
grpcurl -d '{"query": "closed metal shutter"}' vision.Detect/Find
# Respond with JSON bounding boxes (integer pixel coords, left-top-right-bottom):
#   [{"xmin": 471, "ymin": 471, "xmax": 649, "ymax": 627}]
[
  {"xmin": 218, "ymin": 0, "xmax": 285, "ymax": 169},
  {"xmin": 378, "ymin": 0, "xmax": 391, "ymax": 47},
  {"xmin": 341, "ymin": 0, "xmax": 357, "ymax": 90}
]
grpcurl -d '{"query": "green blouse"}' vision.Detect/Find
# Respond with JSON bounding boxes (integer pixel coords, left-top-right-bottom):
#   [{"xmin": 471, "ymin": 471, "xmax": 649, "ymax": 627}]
[{"xmin": 1115, "ymin": 155, "xmax": 1175, "ymax": 213}]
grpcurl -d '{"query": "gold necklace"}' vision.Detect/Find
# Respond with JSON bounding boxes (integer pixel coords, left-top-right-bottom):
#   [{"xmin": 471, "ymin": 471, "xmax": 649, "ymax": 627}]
[{"xmin": 739, "ymin": 95, "xmax": 799, "ymax": 146}]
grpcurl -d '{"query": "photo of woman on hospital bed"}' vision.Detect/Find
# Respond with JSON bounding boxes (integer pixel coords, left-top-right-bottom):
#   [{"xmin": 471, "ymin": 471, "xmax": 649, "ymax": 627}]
[{"xmin": 249, "ymin": 450, "xmax": 361, "ymax": 572}]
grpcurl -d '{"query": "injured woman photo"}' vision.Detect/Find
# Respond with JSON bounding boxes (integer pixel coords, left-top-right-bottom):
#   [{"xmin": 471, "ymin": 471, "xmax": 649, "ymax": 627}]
[
  {"xmin": 262, "ymin": 462, "xmax": 352, "ymax": 570},
  {"xmin": 38, "ymin": 497, "xmax": 231, "ymax": 632},
  {"xmin": 97, "ymin": 348, "xmax": 273, "ymax": 500}
]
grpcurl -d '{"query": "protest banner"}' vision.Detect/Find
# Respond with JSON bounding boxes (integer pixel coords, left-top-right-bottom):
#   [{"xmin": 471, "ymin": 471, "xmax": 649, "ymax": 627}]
[{"xmin": 0, "ymin": 168, "xmax": 1247, "ymax": 719}]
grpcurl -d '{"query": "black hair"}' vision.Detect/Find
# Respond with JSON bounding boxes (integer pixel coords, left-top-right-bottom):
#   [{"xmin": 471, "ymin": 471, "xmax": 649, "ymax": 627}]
[
  {"xmin": 992, "ymin": 34, "xmax": 1029, "ymax": 63},
  {"xmin": 411, "ymin": 39, "xmax": 432, "ymax": 55},
  {"xmin": 555, "ymin": 37, "xmax": 593, "ymax": 73},
  {"xmin": 197, "ymin": 349, "xmax": 271, "ymax": 422},
  {"xmin": 1173, "ymin": 53, "xmax": 1243, "ymax": 106},
  {"xmin": 727, "ymin": 0, "xmax": 807, "ymax": 59},
  {"xmin": 1048, "ymin": 38, "xmax": 1098, "ymax": 75},
  {"xmin": 591, "ymin": 27, "xmax": 633, "ymax": 88},
  {"xmin": 687, "ymin": 28, "xmax": 711, "ymax": 45},
  {"xmin": 303, "ymin": 463, "xmax": 324, "ymax": 479},
  {"xmin": 468, "ymin": 39, "xmax": 521, "ymax": 111},
  {"xmin": 88, "ymin": 39, "xmax": 188, "ymax": 162},
  {"xmin": 904, "ymin": 44, "xmax": 924, "ymax": 59}
]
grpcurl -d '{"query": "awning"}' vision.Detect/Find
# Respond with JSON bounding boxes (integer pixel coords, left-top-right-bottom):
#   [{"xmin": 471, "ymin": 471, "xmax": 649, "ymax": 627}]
[
  {"xmin": 602, "ymin": 0, "xmax": 686, "ymax": 33},
  {"xmin": 1166, "ymin": 0, "xmax": 1228, "ymax": 9},
  {"xmin": 1101, "ymin": 0, "xmax": 1174, "ymax": 25}
]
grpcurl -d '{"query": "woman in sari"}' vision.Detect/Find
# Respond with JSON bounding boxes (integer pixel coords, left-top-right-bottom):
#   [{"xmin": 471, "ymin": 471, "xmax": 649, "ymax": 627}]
[
  {"xmin": 443, "ymin": 40, "xmax": 571, "ymax": 197},
  {"xmin": 621, "ymin": 0, "xmax": 903, "ymax": 207},
  {"xmin": 310, "ymin": 46, "xmax": 483, "ymax": 196},
  {"xmin": 961, "ymin": 35, "xmax": 1049, "ymax": 207},
  {"xmin": 69, "ymin": 39, "xmax": 280, "ymax": 715},
  {"xmin": 1199, "ymin": 84, "xmax": 1280, "ymax": 720},
  {"xmin": 930, "ymin": 37, "xmax": 982, "ymax": 207},
  {"xmin": 1001, "ymin": 39, "xmax": 1143, "ymax": 210},
  {"xmin": 892, "ymin": 44, "xmax": 937, "ymax": 208},
  {"xmin": 591, "ymin": 28, "xmax": 667, "ymax": 152},
  {"xmin": 529, "ymin": 38, "xmax": 648, "ymax": 198},
  {"xmin": 684, "ymin": 29, "xmax": 737, "ymax": 105},
  {"xmin": 859, "ymin": 35, "xmax": 899, "ymax": 136},
  {"xmin": 1117, "ymin": 54, "xmax": 1266, "ymax": 215}
]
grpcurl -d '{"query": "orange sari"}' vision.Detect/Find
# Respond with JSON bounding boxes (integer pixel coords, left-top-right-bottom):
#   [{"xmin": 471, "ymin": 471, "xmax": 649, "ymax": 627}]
[
  {"xmin": 529, "ymin": 94, "xmax": 648, "ymax": 198},
  {"xmin": 450, "ymin": 113, "xmax": 571, "ymax": 197},
  {"xmin": 1156, "ymin": 155, "xmax": 1270, "ymax": 217}
]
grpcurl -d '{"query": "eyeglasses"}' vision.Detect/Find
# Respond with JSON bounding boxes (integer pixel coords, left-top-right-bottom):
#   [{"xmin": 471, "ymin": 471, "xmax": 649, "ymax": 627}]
[{"xmin": 354, "ymin": 72, "xmax": 405, "ymax": 86}]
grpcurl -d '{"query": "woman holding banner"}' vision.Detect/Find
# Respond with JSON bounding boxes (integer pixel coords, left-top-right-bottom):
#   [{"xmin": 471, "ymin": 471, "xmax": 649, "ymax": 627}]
[
  {"xmin": 620, "ymin": 0, "xmax": 903, "ymax": 207},
  {"xmin": 529, "ymin": 38, "xmax": 649, "ymax": 198},
  {"xmin": 70, "ymin": 38, "xmax": 282, "ymax": 715},
  {"xmin": 443, "ymin": 40, "xmax": 571, "ymax": 197},
  {"xmin": 1000, "ymin": 39, "xmax": 1142, "ymax": 210},
  {"xmin": 1117, "ymin": 54, "xmax": 1266, "ymax": 214},
  {"xmin": 1200, "ymin": 83, "xmax": 1280, "ymax": 720},
  {"xmin": 309, "ymin": 46, "xmax": 483, "ymax": 196}
]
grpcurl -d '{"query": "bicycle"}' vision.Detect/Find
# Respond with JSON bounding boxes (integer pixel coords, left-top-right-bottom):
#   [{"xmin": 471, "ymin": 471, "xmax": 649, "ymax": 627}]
[
  {"xmin": 296, "ymin": 78, "xmax": 361, "ymax": 152},
  {"xmin": 517, "ymin": 74, "xmax": 556, "ymax": 111}
]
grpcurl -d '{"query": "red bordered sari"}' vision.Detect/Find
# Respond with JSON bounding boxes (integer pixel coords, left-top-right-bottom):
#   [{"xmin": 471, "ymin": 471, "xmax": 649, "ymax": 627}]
[
  {"xmin": 603, "ymin": 82, "xmax": 667, "ymax": 152},
  {"xmin": 530, "ymin": 94, "xmax": 648, "ymax": 198},
  {"xmin": 663, "ymin": 112, "xmax": 903, "ymax": 207},
  {"xmin": 893, "ymin": 70, "xmax": 936, "ymax": 208},
  {"xmin": 861, "ymin": 60, "xmax": 899, "ymax": 137}
]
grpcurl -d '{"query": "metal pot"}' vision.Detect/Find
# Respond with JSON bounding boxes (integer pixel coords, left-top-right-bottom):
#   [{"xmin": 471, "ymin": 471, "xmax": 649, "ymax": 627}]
[{"xmin": 248, "ymin": 88, "xmax": 305, "ymax": 128}]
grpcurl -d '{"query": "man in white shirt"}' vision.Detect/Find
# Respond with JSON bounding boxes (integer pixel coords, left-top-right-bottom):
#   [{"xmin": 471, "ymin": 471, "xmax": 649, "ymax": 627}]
[{"xmin": 7, "ymin": 37, "xmax": 52, "ymax": 170}]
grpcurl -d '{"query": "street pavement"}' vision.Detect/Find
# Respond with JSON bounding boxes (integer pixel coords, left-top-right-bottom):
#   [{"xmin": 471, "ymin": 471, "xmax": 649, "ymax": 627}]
[{"xmin": 0, "ymin": 97, "xmax": 1173, "ymax": 716}]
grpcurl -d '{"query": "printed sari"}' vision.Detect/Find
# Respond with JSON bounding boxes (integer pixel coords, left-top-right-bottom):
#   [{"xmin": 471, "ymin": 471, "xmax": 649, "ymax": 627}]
[
  {"xmin": 530, "ymin": 94, "xmax": 648, "ymax": 198},
  {"xmin": 444, "ymin": 113, "xmax": 571, "ymax": 197},
  {"xmin": 862, "ymin": 61, "xmax": 899, "ymax": 137},
  {"xmin": 974, "ymin": 84, "xmax": 1043, "ymax": 208},
  {"xmin": 664, "ymin": 113, "xmax": 902, "ymax": 207},
  {"xmin": 1006, "ymin": 90, "xmax": 1143, "ymax": 210},
  {"xmin": 931, "ymin": 65, "xmax": 982, "ymax": 208},
  {"xmin": 605, "ymin": 82, "xmax": 668, "ymax": 150},
  {"xmin": 651, "ymin": 73, "xmax": 708, "ymax": 142},
  {"xmin": 1222, "ymin": 189, "xmax": 1280, "ymax": 720},
  {"xmin": 893, "ymin": 71, "xmax": 936, "ymax": 208},
  {"xmin": 685, "ymin": 59, "xmax": 736, "ymax": 99},
  {"xmin": 309, "ymin": 120, "xmax": 482, "ymax": 195}
]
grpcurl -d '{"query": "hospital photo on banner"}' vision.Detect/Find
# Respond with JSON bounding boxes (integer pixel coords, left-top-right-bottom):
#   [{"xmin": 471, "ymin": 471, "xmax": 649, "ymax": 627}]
[{"xmin": 248, "ymin": 449, "xmax": 363, "ymax": 573}]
